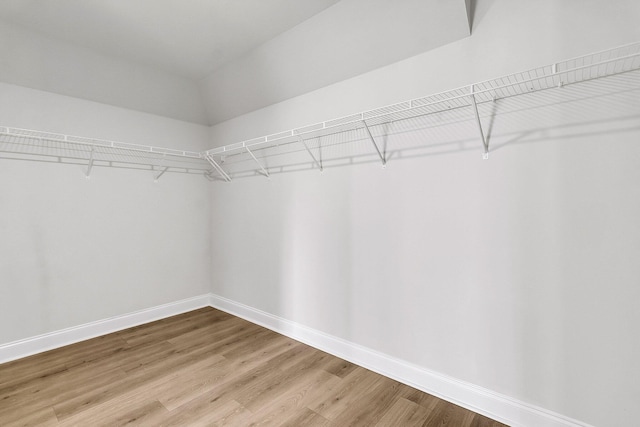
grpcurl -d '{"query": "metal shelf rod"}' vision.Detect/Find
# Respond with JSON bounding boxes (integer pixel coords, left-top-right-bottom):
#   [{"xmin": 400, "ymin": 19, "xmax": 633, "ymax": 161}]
[
  {"xmin": 245, "ymin": 146, "xmax": 270, "ymax": 178},
  {"xmin": 204, "ymin": 154, "xmax": 231, "ymax": 182},
  {"xmin": 296, "ymin": 135, "xmax": 323, "ymax": 171},
  {"xmin": 469, "ymin": 85, "xmax": 489, "ymax": 159},
  {"xmin": 85, "ymin": 147, "xmax": 95, "ymax": 178},
  {"xmin": 362, "ymin": 120, "xmax": 386, "ymax": 166}
]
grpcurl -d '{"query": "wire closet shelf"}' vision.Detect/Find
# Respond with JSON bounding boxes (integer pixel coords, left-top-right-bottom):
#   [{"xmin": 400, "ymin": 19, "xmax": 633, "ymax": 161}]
[
  {"xmin": 1, "ymin": 41, "xmax": 639, "ymax": 181},
  {"xmin": 204, "ymin": 41, "xmax": 640, "ymax": 181},
  {"xmin": 0, "ymin": 127, "xmax": 210, "ymax": 180}
]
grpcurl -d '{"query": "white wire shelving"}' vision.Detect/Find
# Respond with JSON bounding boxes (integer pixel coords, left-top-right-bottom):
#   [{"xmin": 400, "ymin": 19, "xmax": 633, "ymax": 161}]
[
  {"xmin": 0, "ymin": 127, "xmax": 211, "ymax": 180},
  {"xmin": 1, "ymin": 42, "xmax": 639, "ymax": 181},
  {"xmin": 204, "ymin": 41, "xmax": 640, "ymax": 181}
]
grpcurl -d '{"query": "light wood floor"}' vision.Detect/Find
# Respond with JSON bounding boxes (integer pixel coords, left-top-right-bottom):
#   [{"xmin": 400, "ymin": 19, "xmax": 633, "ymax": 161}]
[{"xmin": 0, "ymin": 307, "xmax": 507, "ymax": 426}]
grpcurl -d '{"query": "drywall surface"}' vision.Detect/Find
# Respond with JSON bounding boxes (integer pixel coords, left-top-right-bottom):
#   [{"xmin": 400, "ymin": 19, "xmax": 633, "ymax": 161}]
[
  {"xmin": 0, "ymin": 19, "xmax": 208, "ymax": 125},
  {"xmin": 200, "ymin": 0, "xmax": 470, "ymax": 124},
  {"xmin": 210, "ymin": 0, "xmax": 640, "ymax": 145},
  {"xmin": 0, "ymin": 83, "xmax": 211, "ymax": 344},
  {"xmin": 209, "ymin": 1, "xmax": 640, "ymax": 426}
]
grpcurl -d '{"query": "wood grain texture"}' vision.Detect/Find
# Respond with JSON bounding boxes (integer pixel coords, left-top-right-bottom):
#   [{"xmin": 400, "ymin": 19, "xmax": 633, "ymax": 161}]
[{"xmin": 0, "ymin": 307, "xmax": 508, "ymax": 426}]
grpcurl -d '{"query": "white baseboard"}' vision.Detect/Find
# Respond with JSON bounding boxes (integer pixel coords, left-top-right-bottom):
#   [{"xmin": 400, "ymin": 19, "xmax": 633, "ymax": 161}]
[
  {"xmin": 209, "ymin": 293, "xmax": 594, "ymax": 427},
  {"xmin": 0, "ymin": 294, "xmax": 210, "ymax": 364},
  {"xmin": 0, "ymin": 293, "xmax": 594, "ymax": 427}
]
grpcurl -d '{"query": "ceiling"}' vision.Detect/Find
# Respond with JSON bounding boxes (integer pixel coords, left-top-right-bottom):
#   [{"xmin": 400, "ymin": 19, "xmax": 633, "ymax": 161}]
[
  {"xmin": 0, "ymin": 0, "xmax": 471, "ymax": 125},
  {"xmin": 0, "ymin": 0, "xmax": 341, "ymax": 79}
]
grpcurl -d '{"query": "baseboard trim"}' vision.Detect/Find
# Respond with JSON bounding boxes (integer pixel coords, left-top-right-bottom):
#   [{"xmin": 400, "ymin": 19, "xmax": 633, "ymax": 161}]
[
  {"xmin": 209, "ymin": 293, "xmax": 594, "ymax": 427},
  {"xmin": 0, "ymin": 294, "xmax": 210, "ymax": 364},
  {"xmin": 0, "ymin": 293, "xmax": 594, "ymax": 427}
]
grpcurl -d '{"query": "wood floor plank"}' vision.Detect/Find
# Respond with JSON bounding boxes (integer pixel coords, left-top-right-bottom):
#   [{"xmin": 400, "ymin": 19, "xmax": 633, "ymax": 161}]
[
  {"xmin": 219, "ymin": 329, "xmax": 287, "ymax": 360},
  {"xmin": 0, "ymin": 356, "xmax": 68, "ymax": 389},
  {"xmin": 156, "ymin": 343, "xmax": 307, "ymax": 420},
  {"xmin": 99, "ymin": 400, "xmax": 169, "ymax": 426},
  {"xmin": 164, "ymin": 316, "xmax": 246, "ymax": 348},
  {"xmin": 470, "ymin": 413, "xmax": 510, "ymax": 427},
  {"xmin": 326, "ymin": 375, "xmax": 403, "ymax": 426},
  {"xmin": 423, "ymin": 399, "xmax": 476, "ymax": 427},
  {"xmin": 238, "ymin": 346, "xmax": 338, "ymax": 413},
  {"xmin": 58, "ymin": 399, "xmax": 169, "ymax": 427},
  {"xmin": 308, "ymin": 366, "xmax": 385, "ymax": 420},
  {"xmin": 399, "ymin": 383, "xmax": 441, "ymax": 413},
  {"xmin": 56, "ymin": 336, "xmax": 130, "ymax": 369},
  {"xmin": 157, "ymin": 337, "xmax": 306, "ymax": 411},
  {"xmin": 0, "ymin": 307, "xmax": 508, "ymax": 427},
  {"xmin": 0, "ymin": 364, "xmax": 128, "ymax": 422},
  {"xmin": 154, "ymin": 356, "xmax": 234, "ymax": 411},
  {"xmin": 245, "ymin": 369, "xmax": 341, "ymax": 426},
  {"xmin": 119, "ymin": 308, "xmax": 230, "ymax": 346},
  {"xmin": 159, "ymin": 398, "xmax": 251, "ymax": 427},
  {"xmin": 279, "ymin": 407, "xmax": 330, "ymax": 427},
  {"xmin": 103, "ymin": 353, "xmax": 229, "ymax": 416},
  {"xmin": 52, "ymin": 352, "xmax": 226, "ymax": 420},
  {"xmin": 323, "ymin": 357, "xmax": 358, "ymax": 379},
  {"xmin": 374, "ymin": 397, "xmax": 433, "ymax": 426},
  {"xmin": 2, "ymin": 406, "xmax": 58, "ymax": 427}
]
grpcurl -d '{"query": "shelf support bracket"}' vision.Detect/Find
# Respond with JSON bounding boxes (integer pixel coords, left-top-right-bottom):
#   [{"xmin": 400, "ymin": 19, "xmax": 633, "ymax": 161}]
[
  {"xmin": 552, "ymin": 63, "xmax": 564, "ymax": 88},
  {"xmin": 245, "ymin": 146, "xmax": 270, "ymax": 178},
  {"xmin": 469, "ymin": 85, "xmax": 489, "ymax": 159},
  {"xmin": 154, "ymin": 166, "xmax": 169, "ymax": 182},
  {"xmin": 296, "ymin": 135, "xmax": 323, "ymax": 172},
  {"xmin": 153, "ymin": 153, "xmax": 168, "ymax": 182},
  {"xmin": 205, "ymin": 154, "xmax": 231, "ymax": 182},
  {"xmin": 85, "ymin": 147, "xmax": 95, "ymax": 178},
  {"xmin": 361, "ymin": 120, "xmax": 386, "ymax": 166}
]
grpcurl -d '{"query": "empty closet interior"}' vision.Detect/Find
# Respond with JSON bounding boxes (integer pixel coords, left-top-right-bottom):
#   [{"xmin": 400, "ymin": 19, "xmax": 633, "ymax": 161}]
[{"xmin": 1, "ymin": 1, "xmax": 639, "ymax": 426}]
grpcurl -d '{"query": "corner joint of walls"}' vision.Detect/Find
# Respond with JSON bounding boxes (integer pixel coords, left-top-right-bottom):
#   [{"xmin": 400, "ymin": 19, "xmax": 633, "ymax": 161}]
[
  {"xmin": 0, "ymin": 292, "xmax": 595, "ymax": 427},
  {"xmin": 208, "ymin": 293, "xmax": 596, "ymax": 427}
]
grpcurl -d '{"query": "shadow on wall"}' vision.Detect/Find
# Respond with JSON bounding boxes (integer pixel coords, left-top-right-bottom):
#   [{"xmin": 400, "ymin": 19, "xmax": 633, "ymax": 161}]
[
  {"xmin": 466, "ymin": 0, "xmax": 496, "ymax": 34},
  {"xmin": 2, "ymin": 67, "xmax": 639, "ymax": 184},
  {"xmin": 0, "ymin": 127, "xmax": 212, "ymax": 182},
  {"xmin": 207, "ymin": 69, "xmax": 640, "ymax": 182},
  {"xmin": 211, "ymin": 64, "xmax": 640, "ymax": 426}
]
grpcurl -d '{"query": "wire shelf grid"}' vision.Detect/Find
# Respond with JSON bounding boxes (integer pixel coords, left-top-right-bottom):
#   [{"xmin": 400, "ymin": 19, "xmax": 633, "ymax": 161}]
[
  {"xmin": 203, "ymin": 42, "xmax": 640, "ymax": 180},
  {"xmin": 0, "ymin": 127, "xmax": 211, "ymax": 177},
  {"xmin": 2, "ymin": 42, "xmax": 639, "ymax": 181}
]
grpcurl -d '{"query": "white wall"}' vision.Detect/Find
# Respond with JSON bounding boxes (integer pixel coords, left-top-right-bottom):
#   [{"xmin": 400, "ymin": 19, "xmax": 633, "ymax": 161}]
[
  {"xmin": 0, "ymin": 83, "xmax": 211, "ymax": 344},
  {"xmin": 0, "ymin": 0, "xmax": 638, "ymax": 425},
  {"xmin": 210, "ymin": 0, "xmax": 640, "ymax": 144},
  {"xmin": 0, "ymin": 19, "xmax": 208, "ymax": 125},
  {"xmin": 209, "ymin": 1, "xmax": 640, "ymax": 426},
  {"xmin": 200, "ymin": 0, "xmax": 470, "ymax": 124}
]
